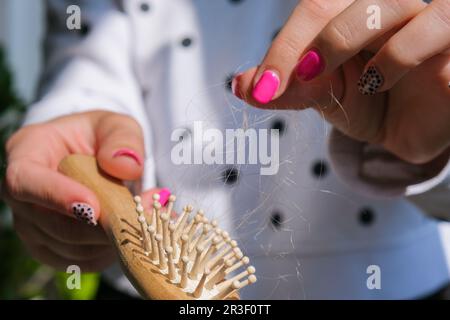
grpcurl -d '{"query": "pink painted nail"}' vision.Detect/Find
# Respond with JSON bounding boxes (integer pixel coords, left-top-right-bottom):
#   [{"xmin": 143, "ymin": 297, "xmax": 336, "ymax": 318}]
[
  {"xmin": 252, "ymin": 70, "xmax": 280, "ymax": 104},
  {"xmin": 158, "ymin": 188, "xmax": 171, "ymax": 207},
  {"xmin": 113, "ymin": 148, "xmax": 142, "ymax": 166},
  {"xmin": 296, "ymin": 49, "xmax": 324, "ymax": 81}
]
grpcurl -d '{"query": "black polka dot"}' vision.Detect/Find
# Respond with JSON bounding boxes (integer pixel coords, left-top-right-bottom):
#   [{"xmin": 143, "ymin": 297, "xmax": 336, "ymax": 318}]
[
  {"xmin": 229, "ymin": 0, "xmax": 244, "ymax": 4},
  {"xmin": 359, "ymin": 207, "xmax": 375, "ymax": 226},
  {"xmin": 181, "ymin": 38, "xmax": 193, "ymax": 47},
  {"xmin": 140, "ymin": 2, "xmax": 150, "ymax": 12},
  {"xmin": 222, "ymin": 167, "xmax": 239, "ymax": 185},
  {"xmin": 312, "ymin": 160, "xmax": 328, "ymax": 178},
  {"xmin": 80, "ymin": 24, "xmax": 90, "ymax": 36},
  {"xmin": 271, "ymin": 118, "xmax": 286, "ymax": 135},
  {"xmin": 142, "ymin": 88, "xmax": 151, "ymax": 98},
  {"xmin": 270, "ymin": 211, "xmax": 283, "ymax": 230},
  {"xmin": 178, "ymin": 128, "xmax": 191, "ymax": 142},
  {"xmin": 225, "ymin": 74, "xmax": 234, "ymax": 91}
]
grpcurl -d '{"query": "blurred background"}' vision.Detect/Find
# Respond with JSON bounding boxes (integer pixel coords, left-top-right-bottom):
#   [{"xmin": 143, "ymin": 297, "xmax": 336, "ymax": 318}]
[{"xmin": 0, "ymin": 0, "xmax": 99, "ymax": 300}]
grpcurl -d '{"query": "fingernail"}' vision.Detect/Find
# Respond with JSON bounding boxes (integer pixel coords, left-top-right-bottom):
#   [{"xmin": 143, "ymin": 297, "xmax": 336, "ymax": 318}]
[
  {"xmin": 296, "ymin": 49, "xmax": 324, "ymax": 81},
  {"xmin": 158, "ymin": 188, "xmax": 171, "ymax": 206},
  {"xmin": 252, "ymin": 70, "xmax": 280, "ymax": 104},
  {"xmin": 71, "ymin": 202, "xmax": 97, "ymax": 226},
  {"xmin": 113, "ymin": 148, "xmax": 142, "ymax": 166},
  {"xmin": 231, "ymin": 73, "xmax": 243, "ymax": 99},
  {"xmin": 358, "ymin": 65, "xmax": 384, "ymax": 95}
]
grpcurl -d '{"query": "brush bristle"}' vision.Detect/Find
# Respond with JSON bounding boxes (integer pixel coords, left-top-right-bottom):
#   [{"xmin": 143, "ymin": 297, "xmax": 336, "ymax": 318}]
[{"xmin": 133, "ymin": 194, "xmax": 256, "ymax": 300}]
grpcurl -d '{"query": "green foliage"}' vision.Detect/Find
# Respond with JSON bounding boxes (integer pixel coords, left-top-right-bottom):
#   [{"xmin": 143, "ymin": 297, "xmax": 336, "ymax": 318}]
[
  {"xmin": 0, "ymin": 48, "xmax": 24, "ymax": 114},
  {"xmin": 55, "ymin": 272, "xmax": 100, "ymax": 300},
  {"xmin": 0, "ymin": 46, "xmax": 100, "ymax": 299},
  {"xmin": 0, "ymin": 228, "xmax": 41, "ymax": 299},
  {"xmin": 0, "ymin": 46, "xmax": 34, "ymax": 300},
  {"xmin": 0, "ymin": 47, "xmax": 25, "ymax": 168},
  {"xmin": 0, "ymin": 47, "xmax": 26, "ymax": 179}
]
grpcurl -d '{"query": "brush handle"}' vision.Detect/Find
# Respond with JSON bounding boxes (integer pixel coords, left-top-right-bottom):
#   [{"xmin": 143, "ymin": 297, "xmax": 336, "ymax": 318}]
[
  {"xmin": 58, "ymin": 154, "xmax": 239, "ymax": 300},
  {"xmin": 59, "ymin": 154, "xmax": 193, "ymax": 299}
]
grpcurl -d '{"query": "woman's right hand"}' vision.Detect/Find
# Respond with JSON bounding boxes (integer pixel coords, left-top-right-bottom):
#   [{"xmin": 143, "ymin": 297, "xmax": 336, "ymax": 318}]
[
  {"xmin": 234, "ymin": 0, "xmax": 450, "ymax": 164},
  {"xmin": 2, "ymin": 111, "xmax": 147, "ymax": 272}
]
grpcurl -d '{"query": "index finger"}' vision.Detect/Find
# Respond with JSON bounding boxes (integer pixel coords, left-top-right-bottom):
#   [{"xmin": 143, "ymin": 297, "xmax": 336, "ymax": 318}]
[
  {"xmin": 296, "ymin": 0, "xmax": 426, "ymax": 81},
  {"xmin": 234, "ymin": 0, "xmax": 354, "ymax": 105},
  {"xmin": 4, "ymin": 123, "xmax": 100, "ymax": 223},
  {"xmin": 4, "ymin": 160, "xmax": 101, "ymax": 223}
]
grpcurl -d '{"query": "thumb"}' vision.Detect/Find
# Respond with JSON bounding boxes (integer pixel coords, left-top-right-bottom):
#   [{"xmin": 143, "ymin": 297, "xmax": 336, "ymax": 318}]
[{"xmin": 95, "ymin": 113, "xmax": 145, "ymax": 180}]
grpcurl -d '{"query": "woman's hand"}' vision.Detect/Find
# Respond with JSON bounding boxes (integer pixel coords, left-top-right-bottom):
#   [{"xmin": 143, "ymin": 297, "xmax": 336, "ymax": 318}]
[
  {"xmin": 2, "ymin": 111, "xmax": 151, "ymax": 272},
  {"xmin": 233, "ymin": 0, "xmax": 450, "ymax": 164}
]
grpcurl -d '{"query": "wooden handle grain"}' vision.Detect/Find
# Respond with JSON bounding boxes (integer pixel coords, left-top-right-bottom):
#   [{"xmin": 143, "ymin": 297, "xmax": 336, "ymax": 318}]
[
  {"xmin": 58, "ymin": 154, "xmax": 194, "ymax": 299},
  {"xmin": 58, "ymin": 154, "xmax": 239, "ymax": 300}
]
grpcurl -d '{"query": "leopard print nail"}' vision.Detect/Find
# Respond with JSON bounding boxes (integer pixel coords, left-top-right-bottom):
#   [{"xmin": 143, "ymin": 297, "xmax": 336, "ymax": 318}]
[
  {"xmin": 358, "ymin": 65, "xmax": 384, "ymax": 96},
  {"xmin": 72, "ymin": 203, "xmax": 97, "ymax": 226}
]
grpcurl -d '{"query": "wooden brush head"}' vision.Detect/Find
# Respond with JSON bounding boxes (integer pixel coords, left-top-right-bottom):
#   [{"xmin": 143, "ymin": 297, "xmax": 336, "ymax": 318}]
[{"xmin": 58, "ymin": 154, "xmax": 256, "ymax": 300}]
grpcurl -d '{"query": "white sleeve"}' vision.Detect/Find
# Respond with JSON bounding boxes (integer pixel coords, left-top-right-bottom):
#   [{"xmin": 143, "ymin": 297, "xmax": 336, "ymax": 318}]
[
  {"xmin": 24, "ymin": 0, "xmax": 156, "ymax": 190},
  {"xmin": 24, "ymin": 0, "xmax": 146, "ymax": 127},
  {"xmin": 328, "ymin": 129, "xmax": 450, "ymax": 220}
]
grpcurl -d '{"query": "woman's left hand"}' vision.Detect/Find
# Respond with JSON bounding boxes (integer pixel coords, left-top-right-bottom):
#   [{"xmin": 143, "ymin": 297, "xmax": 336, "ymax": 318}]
[{"xmin": 233, "ymin": 0, "xmax": 450, "ymax": 164}]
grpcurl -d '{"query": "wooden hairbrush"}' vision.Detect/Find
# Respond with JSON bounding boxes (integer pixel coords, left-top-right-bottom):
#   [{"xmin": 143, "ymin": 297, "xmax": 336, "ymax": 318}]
[{"xmin": 58, "ymin": 154, "xmax": 256, "ymax": 300}]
